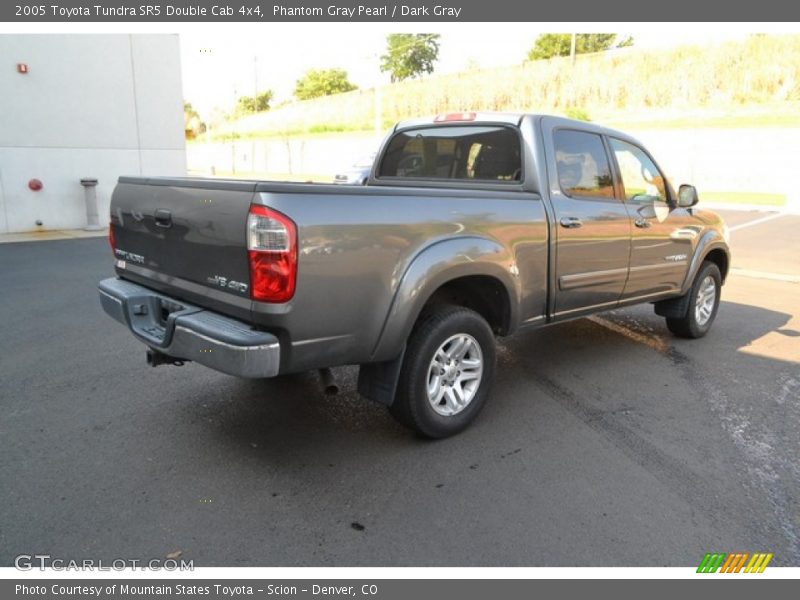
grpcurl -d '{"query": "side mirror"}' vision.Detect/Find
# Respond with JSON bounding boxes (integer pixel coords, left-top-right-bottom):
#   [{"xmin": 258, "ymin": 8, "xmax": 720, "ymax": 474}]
[{"xmin": 678, "ymin": 184, "xmax": 699, "ymax": 208}]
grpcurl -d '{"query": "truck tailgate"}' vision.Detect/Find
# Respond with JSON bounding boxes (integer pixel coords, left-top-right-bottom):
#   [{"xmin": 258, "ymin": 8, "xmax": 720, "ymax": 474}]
[{"xmin": 110, "ymin": 177, "xmax": 255, "ymax": 302}]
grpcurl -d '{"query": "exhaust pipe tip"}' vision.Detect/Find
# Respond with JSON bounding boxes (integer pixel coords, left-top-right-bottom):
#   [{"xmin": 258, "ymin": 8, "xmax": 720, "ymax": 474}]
[{"xmin": 318, "ymin": 368, "xmax": 339, "ymax": 396}]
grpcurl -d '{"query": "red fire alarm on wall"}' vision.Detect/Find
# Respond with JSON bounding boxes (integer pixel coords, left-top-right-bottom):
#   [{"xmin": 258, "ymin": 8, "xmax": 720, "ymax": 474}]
[{"xmin": 17, "ymin": 63, "xmax": 28, "ymax": 74}]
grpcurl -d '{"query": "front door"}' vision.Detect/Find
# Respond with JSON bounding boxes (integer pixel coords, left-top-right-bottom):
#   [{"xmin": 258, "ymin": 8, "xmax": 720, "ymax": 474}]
[
  {"xmin": 607, "ymin": 137, "xmax": 695, "ymax": 300},
  {"xmin": 542, "ymin": 121, "xmax": 632, "ymax": 317}
]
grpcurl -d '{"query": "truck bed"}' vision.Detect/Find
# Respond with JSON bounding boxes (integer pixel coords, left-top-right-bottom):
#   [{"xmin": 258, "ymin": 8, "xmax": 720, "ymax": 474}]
[{"xmin": 110, "ymin": 176, "xmax": 550, "ymax": 373}]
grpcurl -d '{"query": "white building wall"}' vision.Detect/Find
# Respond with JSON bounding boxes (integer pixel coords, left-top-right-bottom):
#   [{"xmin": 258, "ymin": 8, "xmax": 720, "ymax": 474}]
[{"xmin": 0, "ymin": 34, "xmax": 186, "ymax": 233}]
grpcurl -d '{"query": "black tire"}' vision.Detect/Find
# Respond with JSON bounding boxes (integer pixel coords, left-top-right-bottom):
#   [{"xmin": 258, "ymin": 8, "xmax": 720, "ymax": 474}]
[
  {"xmin": 390, "ymin": 305, "xmax": 496, "ymax": 439},
  {"xmin": 666, "ymin": 262, "xmax": 722, "ymax": 339}
]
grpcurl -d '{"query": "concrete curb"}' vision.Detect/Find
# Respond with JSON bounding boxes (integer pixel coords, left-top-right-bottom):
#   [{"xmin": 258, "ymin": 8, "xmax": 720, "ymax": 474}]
[
  {"xmin": 0, "ymin": 228, "xmax": 108, "ymax": 244},
  {"xmin": 729, "ymin": 268, "xmax": 800, "ymax": 284},
  {"xmin": 700, "ymin": 202, "xmax": 785, "ymax": 213}
]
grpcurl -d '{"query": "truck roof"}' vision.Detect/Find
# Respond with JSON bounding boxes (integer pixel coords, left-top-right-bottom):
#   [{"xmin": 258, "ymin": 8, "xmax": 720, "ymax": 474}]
[
  {"xmin": 394, "ymin": 112, "xmax": 644, "ymax": 148},
  {"xmin": 394, "ymin": 112, "xmax": 526, "ymax": 129}
]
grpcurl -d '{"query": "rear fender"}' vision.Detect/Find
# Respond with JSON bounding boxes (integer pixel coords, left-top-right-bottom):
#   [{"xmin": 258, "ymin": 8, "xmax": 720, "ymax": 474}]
[{"xmin": 370, "ymin": 236, "xmax": 520, "ymax": 362}]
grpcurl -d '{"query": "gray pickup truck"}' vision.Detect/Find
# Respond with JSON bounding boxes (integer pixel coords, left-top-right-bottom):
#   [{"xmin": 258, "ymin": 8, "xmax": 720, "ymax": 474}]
[{"xmin": 99, "ymin": 113, "xmax": 730, "ymax": 438}]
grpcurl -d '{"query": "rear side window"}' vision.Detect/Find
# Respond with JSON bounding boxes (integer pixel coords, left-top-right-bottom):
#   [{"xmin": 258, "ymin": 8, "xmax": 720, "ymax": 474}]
[
  {"xmin": 378, "ymin": 125, "xmax": 521, "ymax": 182},
  {"xmin": 554, "ymin": 130, "xmax": 614, "ymax": 199}
]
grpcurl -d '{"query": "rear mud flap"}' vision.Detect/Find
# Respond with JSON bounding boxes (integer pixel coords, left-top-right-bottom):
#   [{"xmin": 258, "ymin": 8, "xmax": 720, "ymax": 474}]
[
  {"xmin": 654, "ymin": 294, "xmax": 691, "ymax": 318},
  {"xmin": 358, "ymin": 347, "xmax": 406, "ymax": 406}
]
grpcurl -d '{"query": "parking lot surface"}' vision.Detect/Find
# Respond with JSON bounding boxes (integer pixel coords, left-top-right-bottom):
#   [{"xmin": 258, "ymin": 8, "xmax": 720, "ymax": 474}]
[{"xmin": 1, "ymin": 209, "xmax": 798, "ymax": 566}]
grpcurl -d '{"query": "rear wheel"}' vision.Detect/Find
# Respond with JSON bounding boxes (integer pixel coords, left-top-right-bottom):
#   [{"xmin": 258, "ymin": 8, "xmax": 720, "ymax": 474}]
[
  {"xmin": 666, "ymin": 262, "xmax": 722, "ymax": 338},
  {"xmin": 390, "ymin": 306, "xmax": 496, "ymax": 438}
]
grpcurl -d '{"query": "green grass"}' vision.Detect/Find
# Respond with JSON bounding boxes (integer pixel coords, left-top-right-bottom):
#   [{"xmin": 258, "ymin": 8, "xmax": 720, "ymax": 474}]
[
  {"xmin": 188, "ymin": 126, "xmax": 382, "ymax": 144},
  {"xmin": 701, "ymin": 191, "xmax": 785, "ymax": 206},
  {"xmin": 191, "ymin": 107, "xmax": 800, "ymax": 146},
  {"xmin": 606, "ymin": 113, "xmax": 800, "ymax": 131}
]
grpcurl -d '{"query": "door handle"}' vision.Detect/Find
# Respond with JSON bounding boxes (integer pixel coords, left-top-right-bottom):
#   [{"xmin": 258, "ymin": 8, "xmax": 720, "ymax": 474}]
[
  {"xmin": 154, "ymin": 209, "xmax": 172, "ymax": 228},
  {"xmin": 559, "ymin": 216, "xmax": 582, "ymax": 228},
  {"xmin": 634, "ymin": 217, "xmax": 651, "ymax": 229}
]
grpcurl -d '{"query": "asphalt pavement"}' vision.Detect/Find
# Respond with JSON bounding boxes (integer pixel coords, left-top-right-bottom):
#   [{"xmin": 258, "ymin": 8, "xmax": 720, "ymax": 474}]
[{"xmin": 0, "ymin": 209, "xmax": 798, "ymax": 567}]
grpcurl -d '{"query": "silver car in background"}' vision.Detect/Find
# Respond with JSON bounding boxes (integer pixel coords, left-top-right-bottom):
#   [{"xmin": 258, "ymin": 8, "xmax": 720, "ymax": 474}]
[{"xmin": 333, "ymin": 153, "xmax": 375, "ymax": 185}]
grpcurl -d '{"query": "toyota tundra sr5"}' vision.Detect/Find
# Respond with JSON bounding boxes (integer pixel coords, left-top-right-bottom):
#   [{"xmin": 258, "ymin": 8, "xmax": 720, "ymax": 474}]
[{"xmin": 99, "ymin": 113, "xmax": 730, "ymax": 438}]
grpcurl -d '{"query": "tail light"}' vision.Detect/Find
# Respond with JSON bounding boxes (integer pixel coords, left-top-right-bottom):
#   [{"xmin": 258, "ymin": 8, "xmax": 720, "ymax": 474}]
[
  {"xmin": 247, "ymin": 205, "xmax": 297, "ymax": 303},
  {"xmin": 109, "ymin": 222, "xmax": 116, "ymax": 255}
]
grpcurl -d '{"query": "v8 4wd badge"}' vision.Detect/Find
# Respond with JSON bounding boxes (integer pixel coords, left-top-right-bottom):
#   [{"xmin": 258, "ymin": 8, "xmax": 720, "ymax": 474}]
[{"xmin": 207, "ymin": 275, "xmax": 248, "ymax": 294}]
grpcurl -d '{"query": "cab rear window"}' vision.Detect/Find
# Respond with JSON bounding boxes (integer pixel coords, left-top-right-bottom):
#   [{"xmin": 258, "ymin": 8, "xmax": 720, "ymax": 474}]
[{"xmin": 378, "ymin": 125, "xmax": 522, "ymax": 182}]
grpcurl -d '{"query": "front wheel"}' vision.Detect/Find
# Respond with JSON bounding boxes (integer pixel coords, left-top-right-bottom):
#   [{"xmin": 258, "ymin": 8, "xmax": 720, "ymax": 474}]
[
  {"xmin": 666, "ymin": 262, "xmax": 722, "ymax": 338},
  {"xmin": 390, "ymin": 306, "xmax": 496, "ymax": 438}
]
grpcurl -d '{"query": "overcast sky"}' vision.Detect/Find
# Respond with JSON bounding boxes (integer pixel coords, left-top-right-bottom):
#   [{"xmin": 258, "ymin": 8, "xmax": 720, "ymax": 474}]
[{"xmin": 178, "ymin": 25, "xmax": 750, "ymax": 117}]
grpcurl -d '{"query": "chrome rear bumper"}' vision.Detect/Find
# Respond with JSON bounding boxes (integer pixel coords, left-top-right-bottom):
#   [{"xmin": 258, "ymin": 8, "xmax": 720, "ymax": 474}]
[{"xmin": 98, "ymin": 277, "xmax": 280, "ymax": 378}]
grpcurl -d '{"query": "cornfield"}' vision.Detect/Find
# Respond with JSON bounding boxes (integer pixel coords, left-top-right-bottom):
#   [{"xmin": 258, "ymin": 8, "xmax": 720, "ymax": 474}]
[{"xmin": 214, "ymin": 35, "xmax": 800, "ymax": 138}]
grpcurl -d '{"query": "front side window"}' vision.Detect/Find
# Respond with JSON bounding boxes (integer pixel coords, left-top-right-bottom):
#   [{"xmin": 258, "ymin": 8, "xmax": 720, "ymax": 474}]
[
  {"xmin": 378, "ymin": 125, "xmax": 521, "ymax": 182},
  {"xmin": 553, "ymin": 130, "xmax": 614, "ymax": 199},
  {"xmin": 609, "ymin": 138, "xmax": 667, "ymax": 204}
]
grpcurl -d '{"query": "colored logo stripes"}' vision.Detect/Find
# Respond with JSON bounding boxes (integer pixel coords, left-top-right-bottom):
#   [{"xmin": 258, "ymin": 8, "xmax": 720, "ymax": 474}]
[{"xmin": 697, "ymin": 552, "xmax": 773, "ymax": 573}]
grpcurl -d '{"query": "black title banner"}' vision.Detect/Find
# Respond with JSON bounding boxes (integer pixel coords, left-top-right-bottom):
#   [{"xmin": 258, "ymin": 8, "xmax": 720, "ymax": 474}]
[{"xmin": 4, "ymin": 0, "xmax": 800, "ymax": 22}]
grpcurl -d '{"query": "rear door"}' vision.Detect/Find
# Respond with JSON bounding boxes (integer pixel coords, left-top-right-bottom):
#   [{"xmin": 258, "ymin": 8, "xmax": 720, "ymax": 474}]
[
  {"xmin": 110, "ymin": 178, "xmax": 255, "ymax": 301},
  {"xmin": 607, "ymin": 138, "xmax": 695, "ymax": 299},
  {"xmin": 542, "ymin": 120, "xmax": 632, "ymax": 317}
]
